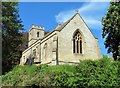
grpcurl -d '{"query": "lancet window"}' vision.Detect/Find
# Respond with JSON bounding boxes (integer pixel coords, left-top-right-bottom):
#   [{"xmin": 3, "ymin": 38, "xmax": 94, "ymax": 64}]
[{"xmin": 73, "ymin": 31, "xmax": 82, "ymax": 54}]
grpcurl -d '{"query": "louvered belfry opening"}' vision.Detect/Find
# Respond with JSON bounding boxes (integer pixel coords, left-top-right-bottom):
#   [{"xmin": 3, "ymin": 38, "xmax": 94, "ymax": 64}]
[{"xmin": 73, "ymin": 30, "xmax": 82, "ymax": 54}]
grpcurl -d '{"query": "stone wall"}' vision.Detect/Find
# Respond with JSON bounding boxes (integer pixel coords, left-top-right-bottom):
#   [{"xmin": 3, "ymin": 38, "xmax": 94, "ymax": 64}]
[
  {"xmin": 20, "ymin": 39, "xmax": 41, "ymax": 65},
  {"xmin": 20, "ymin": 13, "xmax": 102, "ymax": 65},
  {"xmin": 40, "ymin": 31, "xmax": 58, "ymax": 65},
  {"xmin": 57, "ymin": 13, "xmax": 101, "ymax": 64}
]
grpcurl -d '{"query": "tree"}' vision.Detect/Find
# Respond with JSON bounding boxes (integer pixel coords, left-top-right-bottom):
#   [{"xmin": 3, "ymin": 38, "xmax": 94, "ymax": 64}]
[
  {"xmin": 2, "ymin": 2, "xmax": 24, "ymax": 74},
  {"xmin": 102, "ymin": 1, "xmax": 120, "ymax": 60}
]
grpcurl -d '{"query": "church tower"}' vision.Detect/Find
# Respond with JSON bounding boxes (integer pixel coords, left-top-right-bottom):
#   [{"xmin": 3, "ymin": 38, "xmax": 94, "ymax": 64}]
[{"xmin": 28, "ymin": 24, "xmax": 44, "ymax": 46}]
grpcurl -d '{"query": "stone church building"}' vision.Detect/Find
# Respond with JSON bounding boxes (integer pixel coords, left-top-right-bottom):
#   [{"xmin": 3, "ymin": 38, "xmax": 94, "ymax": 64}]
[{"xmin": 20, "ymin": 12, "xmax": 101, "ymax": 65}]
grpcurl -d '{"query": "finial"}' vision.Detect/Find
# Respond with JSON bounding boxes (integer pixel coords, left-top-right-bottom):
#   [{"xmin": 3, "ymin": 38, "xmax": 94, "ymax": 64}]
[
  {"xmin": 32, "ymin": 24, "xmax": 34, "ymax": 27},
  {"xmin": 58, "ymin": 22, "xmax": 61, "ymax": 25},
  {"xmin": 75, "ymin": 10, "xmax": 79, "ymax": 13}
]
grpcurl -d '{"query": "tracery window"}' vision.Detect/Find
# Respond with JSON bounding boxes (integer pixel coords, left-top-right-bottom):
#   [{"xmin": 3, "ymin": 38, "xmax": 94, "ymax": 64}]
[{"xmin": 73, "ymin": 31, "xmax": 82, "ymax": 54}]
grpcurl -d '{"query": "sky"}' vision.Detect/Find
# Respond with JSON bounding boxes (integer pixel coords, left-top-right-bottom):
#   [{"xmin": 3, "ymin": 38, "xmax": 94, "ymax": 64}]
[{"xmin": 18, "ymin": 2, "xmax": 111, "ymax": 56}]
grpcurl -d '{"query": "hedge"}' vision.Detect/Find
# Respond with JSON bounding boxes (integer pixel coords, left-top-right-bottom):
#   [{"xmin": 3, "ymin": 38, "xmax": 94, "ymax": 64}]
[{"xmin": 1, "ymin": 56, "xmax": 120, "ymax": 87}]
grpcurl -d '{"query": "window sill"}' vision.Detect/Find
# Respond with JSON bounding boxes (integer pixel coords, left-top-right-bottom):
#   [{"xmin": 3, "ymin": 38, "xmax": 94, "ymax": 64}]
[{"xmin": 73, "ymin": 53, "xmax": 84, "ymax": 56}]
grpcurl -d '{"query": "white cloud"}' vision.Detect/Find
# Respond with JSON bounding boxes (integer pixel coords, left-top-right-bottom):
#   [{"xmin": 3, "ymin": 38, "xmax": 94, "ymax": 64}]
[
  {"xmin": 83, "ymin": 17, "xmax": 101, "ymax": 28},
  {"xmin": 55, "ymin": 10, "xmax": 75, "ymax": 23},
  {"xmin": 55, "ymin": 2, "xmax": 109, "ymax": 30},
  {"xmin": 78, "ymin": 3, "xmax": 96, "ymax": 13}
]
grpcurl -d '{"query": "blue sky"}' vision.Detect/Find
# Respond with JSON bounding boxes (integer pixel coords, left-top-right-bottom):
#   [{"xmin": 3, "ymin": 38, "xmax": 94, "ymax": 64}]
[{"xmin": 18, "ymin": 2, "xmax": 111, "ymax": 56}]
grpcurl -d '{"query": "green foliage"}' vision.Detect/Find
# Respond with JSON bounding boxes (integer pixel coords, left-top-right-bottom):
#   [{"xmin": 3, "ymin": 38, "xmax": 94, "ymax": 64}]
[
  {"xmin": 102, "ymin": 2, "xmax": 120, "ymax": 60},
  {"xmin": 2, "ymin": 57, "xmax": 120, "ymax": 87},
  {"xmin": 76, "ymin": 56, "xmax": 119, "ymax": 87},
  {"xmin": 54, "ymin": 70, "xmax": 78, "ymax": 87},
  {"xmin": 2, "ymin": 2, "xmax": 24, "ymax": 74},
  {"xmin": 21, "ymin": 32, "xmax": 28, "ymax": 51}
]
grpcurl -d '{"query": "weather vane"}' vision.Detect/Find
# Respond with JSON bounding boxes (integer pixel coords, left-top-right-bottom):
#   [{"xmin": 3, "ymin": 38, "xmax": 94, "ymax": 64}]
[{"xmin": 75, "ymin": 10, "xmax": 79, "ymax": 13}]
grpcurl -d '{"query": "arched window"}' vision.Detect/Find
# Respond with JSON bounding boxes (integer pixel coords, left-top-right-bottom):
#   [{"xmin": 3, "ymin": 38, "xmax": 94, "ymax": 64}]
[
  {"xmin": 43, "ymin": 43, "xmax": 47, "ymax": 59},
  {"xmin": 73, "ymin": 30, "xmax": 82, "ymax": 54},
  {"xmin": 37, "ymin": 32, "xmax": 39, "ymax": 37}
]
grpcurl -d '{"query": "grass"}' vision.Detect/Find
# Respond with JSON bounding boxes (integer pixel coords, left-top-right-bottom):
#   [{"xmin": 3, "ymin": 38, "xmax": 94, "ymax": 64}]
[
  {"xmin": 1, "ymin": 56, "xmax": 120, "ymax": 87},
  {"xmin": 1, "ymin": 64, "xmax": 76, "ymax": 86}
]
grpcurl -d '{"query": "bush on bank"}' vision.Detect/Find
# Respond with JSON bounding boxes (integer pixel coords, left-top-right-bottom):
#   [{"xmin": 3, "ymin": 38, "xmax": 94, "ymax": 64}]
[{"xmin": 1, "ymin": 56, "xmax": 120, "ymax": 87}]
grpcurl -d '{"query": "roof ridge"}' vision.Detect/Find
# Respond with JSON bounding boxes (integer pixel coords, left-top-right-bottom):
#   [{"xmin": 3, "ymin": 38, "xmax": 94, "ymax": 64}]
[
  {"xmin": 42, "ymin": 12, "xmax": 97, "ymax": 40},
  {"xmin": 56, "ymin": 12, "xmax": 97, "ymax": 39},
  {"xmin": 55, "ymin": 13, "xmax": 78, "ymax": 31}
]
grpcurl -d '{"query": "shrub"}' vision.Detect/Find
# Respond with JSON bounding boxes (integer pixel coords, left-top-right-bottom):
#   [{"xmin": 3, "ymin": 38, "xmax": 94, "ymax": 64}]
[
  {"xmin": 2, "ymin": 56, "xmax": 120, "ymax": 87},
  {"xmin": 75, "ymin": 56, "xmax": 119, "ymax": 87}
]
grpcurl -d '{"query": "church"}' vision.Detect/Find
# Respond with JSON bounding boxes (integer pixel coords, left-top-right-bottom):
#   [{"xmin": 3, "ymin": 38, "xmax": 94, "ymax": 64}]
[{"xmin": 20, "ymin": 12, "xmax": 101, "ymax": 65}]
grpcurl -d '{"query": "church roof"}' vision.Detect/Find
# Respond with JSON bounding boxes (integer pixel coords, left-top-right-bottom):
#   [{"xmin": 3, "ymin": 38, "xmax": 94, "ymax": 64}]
[
  {"xmin": 54, "ymin": 13, "xmax": 78, "ymax": 31},
  {"xmin": 42, "ymin": 12, "xmax": 97, "ymax": 40},
  {"xmin": 54, "ymin": 12, "xmax": 97, "ymax": 39}
]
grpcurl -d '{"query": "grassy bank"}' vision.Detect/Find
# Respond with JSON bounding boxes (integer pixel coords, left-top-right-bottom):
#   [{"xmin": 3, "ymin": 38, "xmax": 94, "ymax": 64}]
[{"xmin": 1, "ymin": 56, "xmax": 120, "ymax": 87}]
